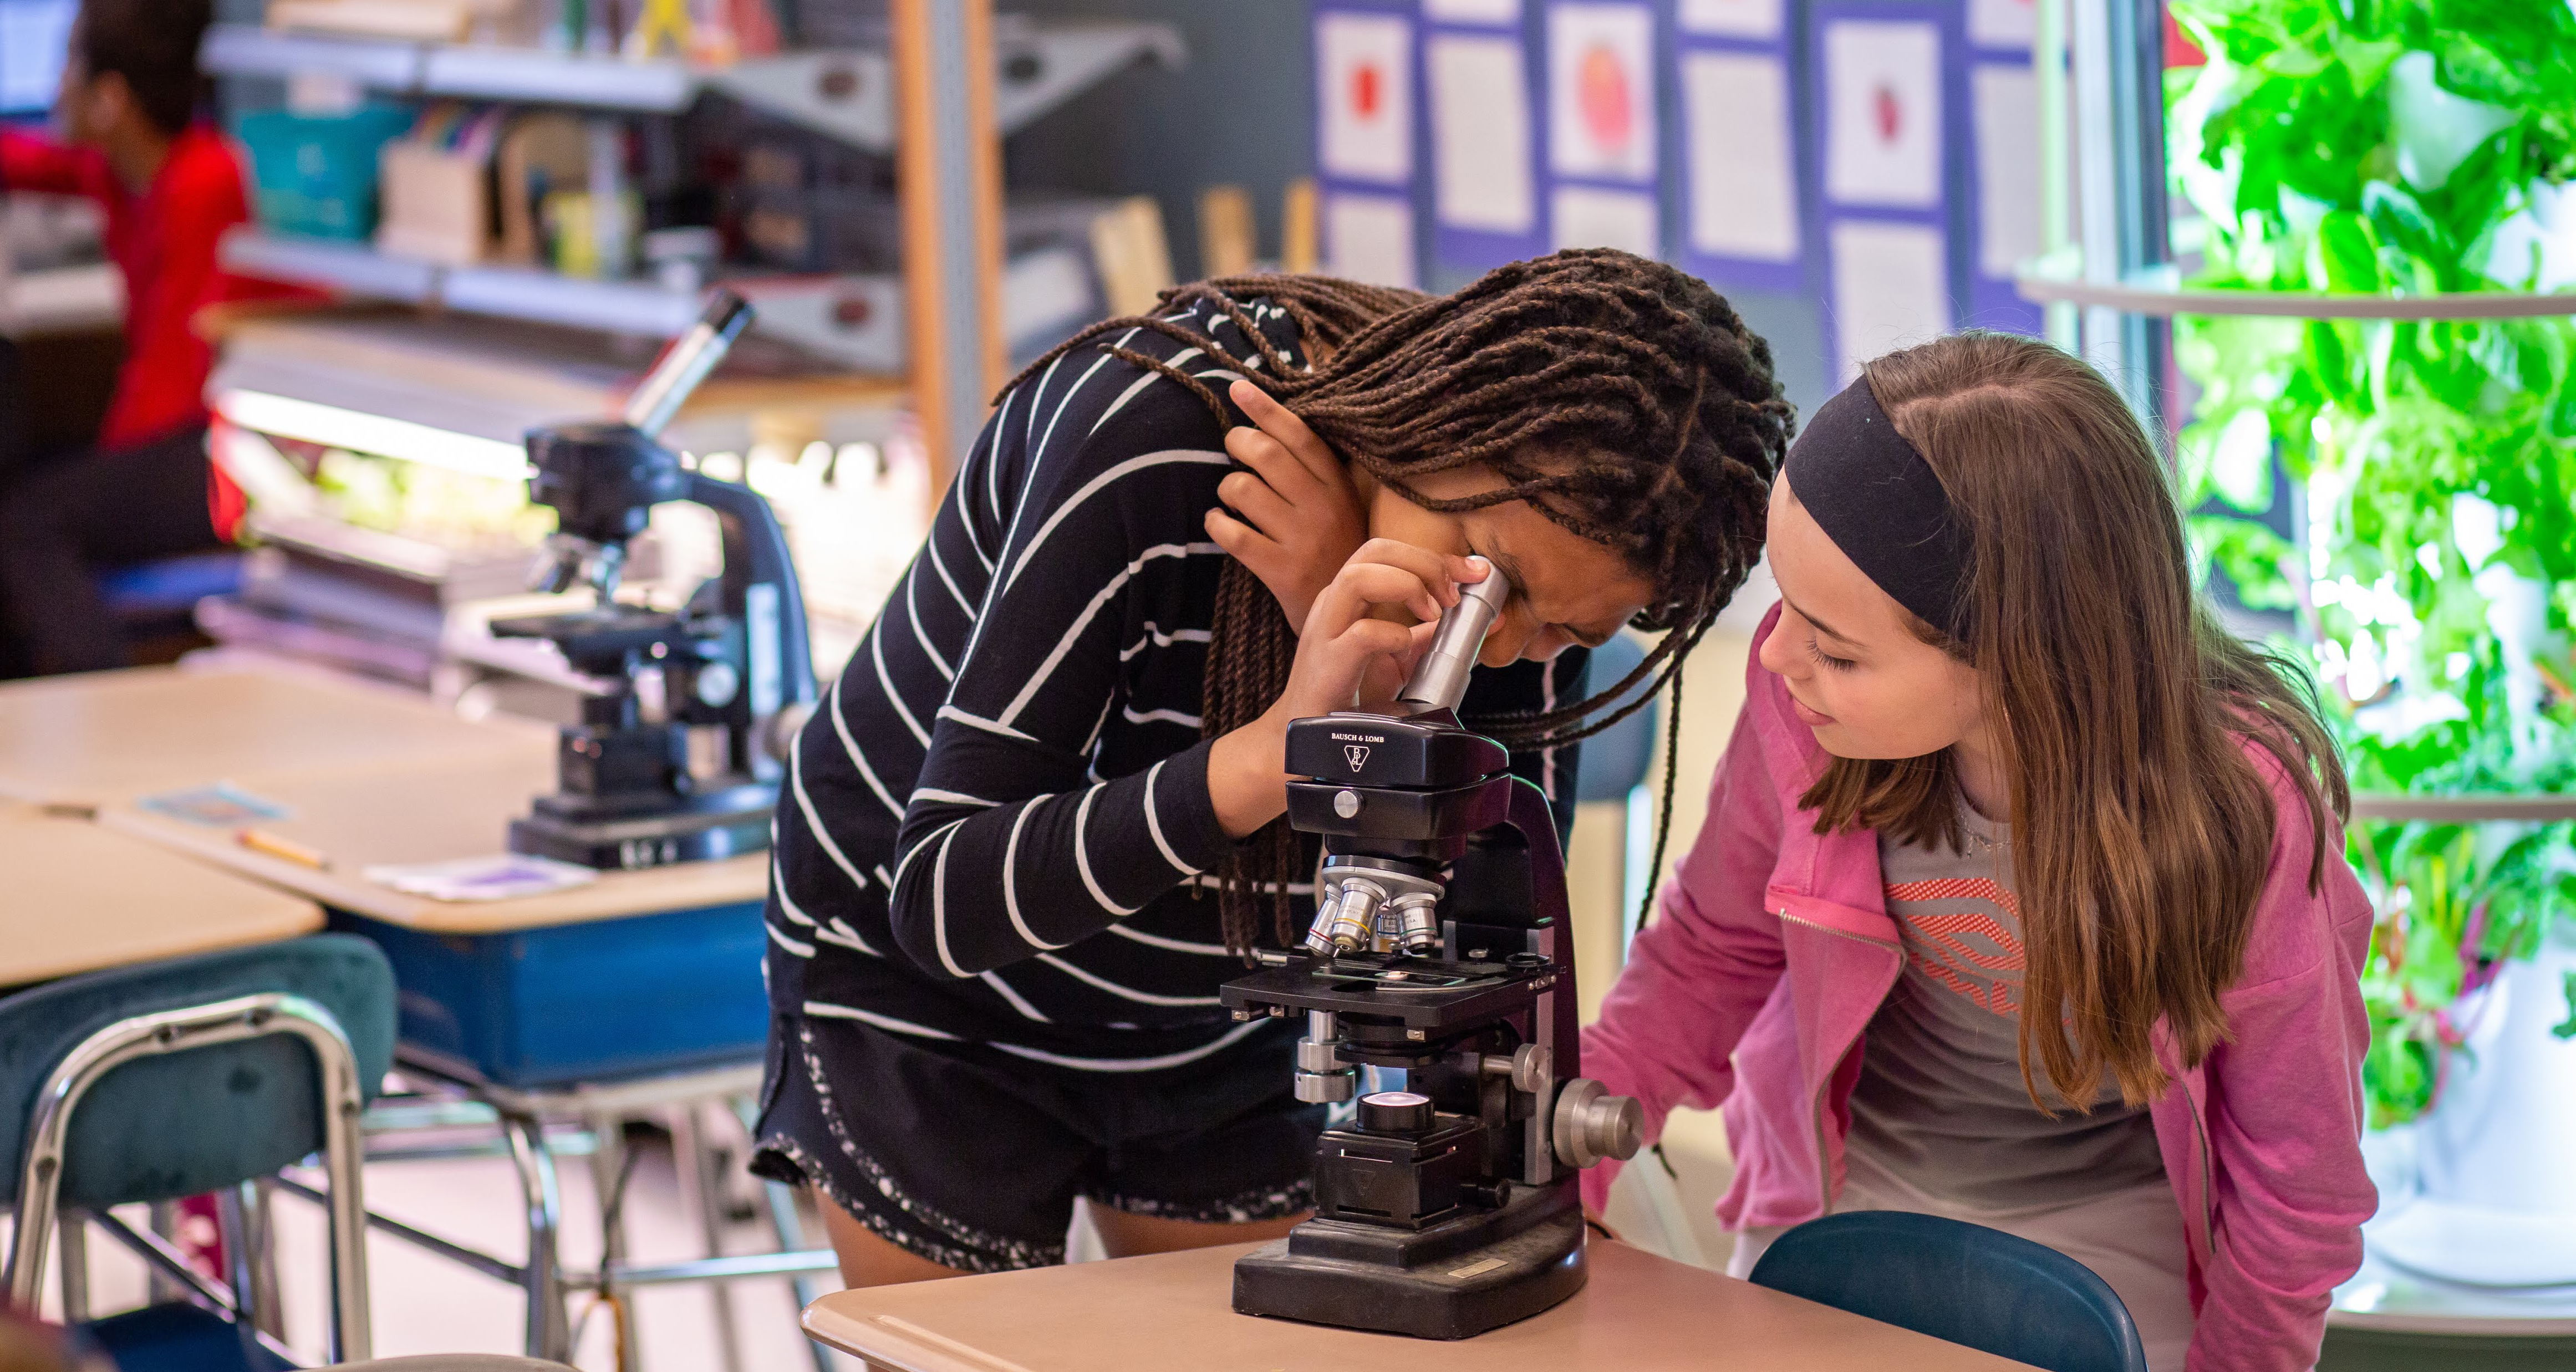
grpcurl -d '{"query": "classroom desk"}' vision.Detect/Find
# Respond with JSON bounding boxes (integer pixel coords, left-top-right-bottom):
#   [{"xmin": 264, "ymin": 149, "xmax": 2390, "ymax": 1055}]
[
  {"xmin": 31, "ymin": 664, "xmax": 795, "ymax": 1365},
  {"xmin": 0, "ymin": 805, "xmax": 322, "ymax": 987},
  {"xmin": 95, "ymin": 741, "xmax": 771, "ymax": 1089},
  {"xmin": 94, "ymin": 739, "xmax": 766, "ymax": 936},
  {"xmin": 801, "ymin": 1240, "xmax": 2034, "ymax": 1372},
  {"xmin": 0, "ymin": 662, "xmax": 552, "ymax": 809}
]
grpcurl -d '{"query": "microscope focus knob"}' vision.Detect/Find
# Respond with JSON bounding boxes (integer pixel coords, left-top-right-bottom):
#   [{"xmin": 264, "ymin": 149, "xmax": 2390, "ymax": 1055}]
[{"xmin": 1552, "ymin": 1078, "xmax": 1645, "ymax": 1169}]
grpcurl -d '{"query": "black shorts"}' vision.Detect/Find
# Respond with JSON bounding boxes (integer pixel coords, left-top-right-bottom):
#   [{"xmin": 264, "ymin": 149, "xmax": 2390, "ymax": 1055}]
[{"xmin": 749, "ymin": 1012, "xmax": 1323, "ymax": 1273}]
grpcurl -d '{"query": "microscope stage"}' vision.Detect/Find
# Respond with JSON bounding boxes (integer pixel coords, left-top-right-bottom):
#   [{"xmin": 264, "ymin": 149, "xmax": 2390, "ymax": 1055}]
[{"xmin": 1219, "ymin": 953, "xmax": 1558, "ymax": 1030}]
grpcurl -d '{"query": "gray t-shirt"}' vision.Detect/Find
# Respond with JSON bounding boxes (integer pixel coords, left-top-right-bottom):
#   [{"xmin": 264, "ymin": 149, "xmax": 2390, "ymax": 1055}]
[{"xmin": 1844, "ymin": 801, "xmax": 2167, "ymax": 1210}]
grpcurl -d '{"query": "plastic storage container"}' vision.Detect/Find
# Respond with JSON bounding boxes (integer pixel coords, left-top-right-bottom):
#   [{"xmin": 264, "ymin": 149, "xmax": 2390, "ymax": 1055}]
[
  {"xmin": 235, "ymin": 104, "xmax": 414, "ymax": 241},
  {"xmin": 331, "ymin": 899, "xmax": 768, "ymax": 1088}
]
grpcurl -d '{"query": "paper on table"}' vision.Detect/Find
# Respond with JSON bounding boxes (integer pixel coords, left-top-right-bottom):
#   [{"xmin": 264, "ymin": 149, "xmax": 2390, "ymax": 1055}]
[
  {"xmin": 1428, "ymin": 32, "xmax": 1537, "ymax": 234},
  {"xmin": 138, "ymin": 782, "xmax": 293, "ymax": 827},
  {"xmin": 1682, "ymin": 48, "xmax": 1800, "ymax": 263},
  {"xmin": 364, "ymin": 854, "xmax": 599, "ymax": 902},
  {"xmin": 1546, "ymin": 2, "xmax": 1657, "ymax": 183},
  {"xmin": 1822, "ymin": 17, "xmax": 1945, "ymax": 211},
  {"xmin": 1829, "ymin": 219, "xmax": 1952, "ymax": 385},
  {"xmin": 1317, "ymin": 9, "xmax": 1414, "ymax": 185}
]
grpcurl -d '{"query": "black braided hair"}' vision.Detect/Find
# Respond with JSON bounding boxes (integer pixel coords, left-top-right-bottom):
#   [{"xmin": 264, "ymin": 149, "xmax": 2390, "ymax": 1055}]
[{"xmin": 1004, "ymin": 249, "xmax": 1792, "ymax": 953}]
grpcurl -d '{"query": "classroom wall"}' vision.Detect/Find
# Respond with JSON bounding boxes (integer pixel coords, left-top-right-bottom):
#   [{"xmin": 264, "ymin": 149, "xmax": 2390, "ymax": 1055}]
[{"xmin": 1006, "ymin": 0, "xmax": 1317, "ymax": 279}]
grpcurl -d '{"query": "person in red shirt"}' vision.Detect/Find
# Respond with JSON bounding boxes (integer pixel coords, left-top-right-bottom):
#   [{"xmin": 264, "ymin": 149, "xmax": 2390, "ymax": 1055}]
[{"xmin": 0, "ymin": 0, "xmax": 254, "ymax": 675}]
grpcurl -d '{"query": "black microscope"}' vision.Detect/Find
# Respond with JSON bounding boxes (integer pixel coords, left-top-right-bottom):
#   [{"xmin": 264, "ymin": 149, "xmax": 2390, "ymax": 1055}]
[
  {"xmin": 492, "ymin": 290, "xmax": 818, "ymax": 870},
  {"xmin": 1220, "ymin": 564, "xmax": 1643, "ymax": 1339}
]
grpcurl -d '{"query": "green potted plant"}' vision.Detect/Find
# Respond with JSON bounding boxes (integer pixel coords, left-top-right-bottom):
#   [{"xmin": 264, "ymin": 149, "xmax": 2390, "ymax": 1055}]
[{"xmin": 2166, "ymin": 0, "xmax": 2576, "ymax": 1288}]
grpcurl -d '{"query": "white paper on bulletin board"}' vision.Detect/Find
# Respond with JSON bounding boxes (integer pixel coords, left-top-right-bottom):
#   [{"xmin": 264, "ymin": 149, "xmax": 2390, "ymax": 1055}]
[
  {"xmin": 1546, "ymin": 2, "xmax": 1657, "ymax": 182},
  {"xmin": 1822, "ymin": 18, "xmax": 1943, "ymax": 211},
  {"xmin": 1972, "ymin": 63, "xmax": 2042, "ymax": 279},
  {"xmin": 1429, "ymin": 34, "xmax": 1538, "ymax": 233},
  {"xmin": 1425, "ymin": 0, "xmax": 1521, "ymax": 23},
  {"xmin": 1552, "ymin": 185, "xmax": 1660, "ymax": 256},
  {"xmin": 1968, "ymin": 0, "xmax": 2037, "ymax": 49},
  {"xmin": 1682, "ymin": 49, "xmax": 1798, "ymax": 262},
  {"xmin": 1829, "ymin": 218, "xmax": 1951, "ymax": 384},
  {"xmin": 1678, "ymin": 0, "xmax": 1784, "ymax": 39},
  {"xmin": 1327, "ymin": 191, "xmax": 1421, "ymax": 288},
  {"xmin": 1318, "ymin": 11, "xmax": 1414, "ymax": 185}
]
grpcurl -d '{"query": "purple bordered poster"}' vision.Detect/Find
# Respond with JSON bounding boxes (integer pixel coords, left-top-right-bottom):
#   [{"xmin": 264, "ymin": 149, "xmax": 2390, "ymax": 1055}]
[
  {"xmin": 1542, "ymin": 1, "xmax": 1662, "ymax": 260},
  {"xmin": 1315, "ymin": 1, "xmax": 1423, "ymax": 288},
  {"xmin": 1424, "ymin": 0, "xmax": 1546, "ymax": 272},
  {"xmin": 1673, "ymin": 0, "xmax": 1805, "ymax": 294},
  {"xmin": 1964, "ymin": 0, "xmax": 2044, "ymax": 334},
  {"xmin": 1810, "ymin": 0, "xmax": 1966, "ymax": 385}
]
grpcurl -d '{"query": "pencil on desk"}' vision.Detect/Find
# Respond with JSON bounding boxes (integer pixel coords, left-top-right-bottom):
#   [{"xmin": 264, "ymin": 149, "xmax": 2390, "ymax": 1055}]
[{"xmin": 238, "ymin": 828, "xmax": 330, "ymax": 870}]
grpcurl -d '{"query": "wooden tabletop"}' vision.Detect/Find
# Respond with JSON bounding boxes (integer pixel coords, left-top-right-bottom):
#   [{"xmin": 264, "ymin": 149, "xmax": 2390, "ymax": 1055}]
[
  {"xmin": 0, "ymin": 663, "xmax": 551, "ymax": 808},
  {"xmin": 802, "ymin": 1240, "xmax": 2032, "ymax": 1372},
  {"xmin": 0, "ymin": 806, "xmax": 322, "ymax": 987},
  {"xmin": 98, "ymin": 748, "xmax": 767, "ymax": 935}
]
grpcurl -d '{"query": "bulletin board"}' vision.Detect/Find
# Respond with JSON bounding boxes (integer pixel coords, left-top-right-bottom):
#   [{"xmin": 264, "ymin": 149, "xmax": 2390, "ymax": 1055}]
[
  {"xmin": 1540, "ymin": 1, "xmax": 1667, "ymax": 259},
  {"xmin": 1809, "ymin": 0, "xmax": 1966, "ymax": 386},
  {"xmin": 1315, "ymin": 0, "xmax": 1424, "ymax": 288},
  {"xmin": 1672, "ymin": 0, "xmax": 1806, "ymax": 295},
  {"xmin": 1317, "ymin": 0, "xmax": 2050, "ymax": 384},
  {"xmin": 1962, "ymin": 0, "xmax": 2044, "ymax": 335},
  {"xmin": 1423, "ymin": 0, "xmax": 1546, "ymax": 271}
]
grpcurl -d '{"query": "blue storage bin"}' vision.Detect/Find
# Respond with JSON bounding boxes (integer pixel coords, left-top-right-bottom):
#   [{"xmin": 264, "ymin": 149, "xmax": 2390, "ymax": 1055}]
[
  {"xmin": 82, "ymin": 1302, "xmax": 293, "ymax": 1372},
  {"xmin": 233, "ymin": 104, "xmax": 414, "ymax": 241},
  {"xmin": 329, "ymin": 900, "xmax": 769, "ymax": 1089}
]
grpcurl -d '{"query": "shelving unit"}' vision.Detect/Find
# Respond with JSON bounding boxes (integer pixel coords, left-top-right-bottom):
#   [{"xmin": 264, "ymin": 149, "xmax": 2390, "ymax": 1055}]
[
  {"xmin": 219, "ymin": 227, "xmax": 1092, "ymax": 371},
  {"xmin": 202, "ymin": 19, "xmax": 1184, "ymax": 153},
  {"xmin": 222, "ymin": 230, "xmax": 699, "ymax": 336},
  {"xmin": 207, "ymin": 7, "xmax": 1163, "ymax": 485}
]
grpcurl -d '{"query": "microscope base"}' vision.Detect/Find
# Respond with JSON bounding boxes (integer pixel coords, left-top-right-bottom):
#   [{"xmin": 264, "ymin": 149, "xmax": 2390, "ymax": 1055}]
[
  {"xmin": 508, "ymin": 788, "xmax": 776, "ymax": 871},
  {"xmin": 1232, "ymin": 1181, "xmax": 1587, "ymax": 1339}
]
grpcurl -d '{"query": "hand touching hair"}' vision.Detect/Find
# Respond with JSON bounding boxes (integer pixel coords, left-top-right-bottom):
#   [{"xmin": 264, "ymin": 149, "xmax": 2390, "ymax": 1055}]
[{"xmin": 1007, "ymin": 250, "xmax": 1792, "ymax": 952}]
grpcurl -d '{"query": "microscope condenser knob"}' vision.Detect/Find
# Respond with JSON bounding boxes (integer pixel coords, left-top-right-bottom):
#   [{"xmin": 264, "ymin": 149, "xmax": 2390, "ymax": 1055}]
[
  {"xmin": 1358, "ymin": 1090, "xmax": 1435, "ymax": 1134},
  {"xmin": 1552, "ymin": 1078, "xmax": 1645, "ymax": 1168}
]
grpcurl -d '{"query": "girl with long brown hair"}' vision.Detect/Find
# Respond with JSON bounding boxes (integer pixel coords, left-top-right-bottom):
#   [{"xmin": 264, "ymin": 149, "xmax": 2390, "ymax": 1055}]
[
  {"xmin": 1584, "ymin": 331, "xmax": 2375, "ymax": 1371},
  {"xmin": 753, "ymin": 250, "xmax": 1788, "ymax": 1287}
]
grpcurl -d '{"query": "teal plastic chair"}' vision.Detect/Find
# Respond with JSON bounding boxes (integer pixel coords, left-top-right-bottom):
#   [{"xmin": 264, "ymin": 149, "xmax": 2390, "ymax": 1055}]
[
  {"xmin": 1747, "ymin": 1211, "xmax": 2149, "ymax": 1372},
  {"xmin": 0, "ymin": 935, "xmax": 396, "ymax": 1365},
  {"xmin": 1574, "ymin": 632, "xmax": 1661, "ymax": 803}
]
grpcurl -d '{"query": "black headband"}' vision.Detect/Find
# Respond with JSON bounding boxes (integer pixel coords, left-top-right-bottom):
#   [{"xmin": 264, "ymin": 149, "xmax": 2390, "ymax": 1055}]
[{"xmin": 1783, "ymin": 376, "xmax": 1973, "ymax": 641}]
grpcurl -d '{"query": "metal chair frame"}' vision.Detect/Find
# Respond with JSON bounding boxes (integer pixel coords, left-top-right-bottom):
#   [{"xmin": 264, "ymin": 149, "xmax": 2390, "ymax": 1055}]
[
  {"xmin": 340, "ymin": 1055, "xmax": 835, "ymax": 1372},
  {"xmin": 1, "ymin": 991, "xmax": 374, "ymax": 1363}
]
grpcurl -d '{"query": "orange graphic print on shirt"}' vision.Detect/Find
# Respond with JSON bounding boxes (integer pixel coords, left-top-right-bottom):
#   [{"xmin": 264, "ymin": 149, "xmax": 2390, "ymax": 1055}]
[{"xmin": 1883, "ymin": 878, "xmax": 2023, "ymax": 1016}]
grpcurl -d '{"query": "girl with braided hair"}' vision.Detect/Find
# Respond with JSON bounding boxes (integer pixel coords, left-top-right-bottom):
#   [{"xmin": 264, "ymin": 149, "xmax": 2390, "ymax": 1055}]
[{"xmin": 752, "ymin": 248, "xmax": 1789, "ymax": 1287}]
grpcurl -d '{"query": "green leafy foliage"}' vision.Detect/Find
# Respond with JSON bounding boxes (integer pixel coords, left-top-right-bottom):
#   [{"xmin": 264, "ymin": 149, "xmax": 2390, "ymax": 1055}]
[{"xmin": 2170, "ymin": 0, "xmax": 2576, "ymax": 1125}]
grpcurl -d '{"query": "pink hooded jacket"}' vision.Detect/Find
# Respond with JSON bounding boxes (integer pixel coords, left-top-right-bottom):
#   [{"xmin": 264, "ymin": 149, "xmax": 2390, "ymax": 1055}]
[{"xmin": 1582, "ymin": 605, "xmax": 2377, "ymax": 1372}]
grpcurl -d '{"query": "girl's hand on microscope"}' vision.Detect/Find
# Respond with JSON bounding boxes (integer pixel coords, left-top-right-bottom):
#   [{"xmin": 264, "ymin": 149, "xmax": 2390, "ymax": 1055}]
[
  {"xmin": 1206, "ymin": 545, "xmax": 1488, "ymax": 839},
  {"xmin": 1205, "ymin": 381, "xmax": 1370, "ymax": 633}
]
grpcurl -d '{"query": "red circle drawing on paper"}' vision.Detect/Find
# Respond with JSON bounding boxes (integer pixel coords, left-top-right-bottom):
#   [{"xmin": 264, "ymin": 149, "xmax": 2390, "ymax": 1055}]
[
  {"xmin": 1874, "ymin": 83, "xmax": 1903, "ymax": 143},
  {"xmin": 1352, "ymin": 62, "xmax": 1382, "ymax": 120},
  {"xmin": 1578, "ymin": 44, "xmax": 1631, "ymax": 153}
]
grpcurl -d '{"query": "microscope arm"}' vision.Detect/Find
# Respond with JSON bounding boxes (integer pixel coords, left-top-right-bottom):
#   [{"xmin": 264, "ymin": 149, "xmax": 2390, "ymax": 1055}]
[{"xmin": 682, "ymin": 468, "xmax": 817, "ymax": 715}]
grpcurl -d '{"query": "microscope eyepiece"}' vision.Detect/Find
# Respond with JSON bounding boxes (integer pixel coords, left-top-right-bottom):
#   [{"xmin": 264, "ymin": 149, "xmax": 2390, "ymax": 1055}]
[{"xmin": 1396, "ymin": 559, "xmax": 1511, "ymax": 713}]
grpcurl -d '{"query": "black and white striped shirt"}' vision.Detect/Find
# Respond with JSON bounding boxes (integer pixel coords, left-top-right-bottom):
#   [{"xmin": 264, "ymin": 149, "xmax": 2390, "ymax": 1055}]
[{"xmin": 765, "ymin": 292, "xmax": 1583, "ymax": 1072}]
